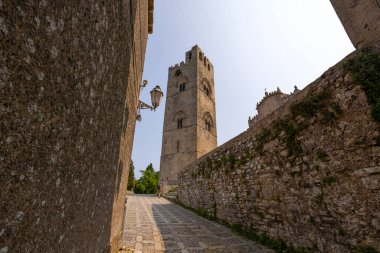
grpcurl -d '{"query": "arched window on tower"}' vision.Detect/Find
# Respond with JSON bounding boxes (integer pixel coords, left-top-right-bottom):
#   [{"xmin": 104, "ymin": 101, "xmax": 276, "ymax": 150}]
[
  {"xmin": 204, "ymin": 85, "xmax": 210, "ymax": 97},
  {"xmin": 204, "ymin": 57, "xmax": 207, "ymax": 66},
  {"xmin": 179, "ymin": 83, "xmax": 186, "ymax": 92},
  {"xmin": 177, "ymin": 118, "xmax": 183, "ymax": 129},
  {"xmin": 199, "ymin": 52, "xmax": 202, "ymax": 60},
  {"xmin": 205, "ymin": 120, "xmax": 211, "ymax": 131},
  {"xmin": 174, "ymin": 111, "xmax": 187, "ymax": 129},
  {"xmin": 188, "ymin": 52, "xmax": 192, "ymax": 61},
  {"xmin": 201, "ymin": 79, "xmax": 212, "ymax": 99},
  {"xmin": 208, "ymin": 64, "xmax": 210, "ymax": 71},
  {"xmin": 203, "ymin": 112, "xmax": 213, "ymax": 133},
  {"xmin": 177, "ymin": 76, "xmax": 189, "ymax": 93}
]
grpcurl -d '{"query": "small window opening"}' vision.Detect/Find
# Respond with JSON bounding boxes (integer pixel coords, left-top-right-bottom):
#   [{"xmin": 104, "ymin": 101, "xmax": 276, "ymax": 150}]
[
  {"xmin": 179, "ymin": 83, "xmax": 186, "ymax": 92},
  {"xmin": 177, "ymin": 118, "xmax": 183, "ymax": 129},
  {"xmin": 176, "ymin": 140, "xmax": 180, "ymax": 152},
  {"xmin": 204, "ymin": 58, "xmax": 207, "ymax": 66},
  {"xmin": 199, "ymin": 52, "xmax": 202, "ymax": 60},
  {"xmin": 204, "ymin": 85, "xmax": 210, "ymax": 97},
  {"xmin": 205, "ymin": 120, "xmax": 211, "ymax": 132},
  {"xmin": 188, "ymin": 52, "xmax": 192, "ymax": 61},
  {"xmin": 208, "ymin": 64, "xmax": 210, "ymax": 71}
]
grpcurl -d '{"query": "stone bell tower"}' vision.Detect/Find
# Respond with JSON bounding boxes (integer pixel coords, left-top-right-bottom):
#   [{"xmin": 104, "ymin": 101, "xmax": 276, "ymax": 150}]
[{"xmin": 160, "ymin": 45, "xmax": 217, "ymax": 186}]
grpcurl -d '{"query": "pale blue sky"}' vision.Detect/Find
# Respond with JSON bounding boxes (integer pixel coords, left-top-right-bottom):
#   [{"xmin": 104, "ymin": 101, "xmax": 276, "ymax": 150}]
[{"xmin": 132, "ymin": 0, "xmax": 354, "ymax": 178}]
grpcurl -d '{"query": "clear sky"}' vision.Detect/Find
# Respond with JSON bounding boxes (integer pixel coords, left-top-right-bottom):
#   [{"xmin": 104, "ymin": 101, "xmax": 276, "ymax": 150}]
[{"xmin": 132, "ymin": 0, "xmax": 354, "ymax": 178}]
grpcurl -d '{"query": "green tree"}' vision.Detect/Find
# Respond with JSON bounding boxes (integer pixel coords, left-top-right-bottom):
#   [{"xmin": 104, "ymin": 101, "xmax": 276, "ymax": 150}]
[
  {"xmin": 127, "ymin": 161, "xmax": 135, "ymax": 191},
  {"xmin": 134, "ymin": 163, "xmax": 160, "ymax": 194}
]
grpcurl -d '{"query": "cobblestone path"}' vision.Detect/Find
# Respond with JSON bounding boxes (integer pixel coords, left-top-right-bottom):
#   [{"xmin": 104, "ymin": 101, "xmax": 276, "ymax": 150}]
[{"xmin": 121, "ymin": 195, "xmax": 273, "ymax": 253}]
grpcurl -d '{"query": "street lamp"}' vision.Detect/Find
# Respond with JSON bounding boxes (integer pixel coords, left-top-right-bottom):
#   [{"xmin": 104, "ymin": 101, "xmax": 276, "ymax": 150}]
[
  {"xmin": 137, "ymin": 81, "xmax": 164, "ymax": 121},
  {"xmin": 150, "ymin": 85, "xmax": 164, "ymax": 108}
]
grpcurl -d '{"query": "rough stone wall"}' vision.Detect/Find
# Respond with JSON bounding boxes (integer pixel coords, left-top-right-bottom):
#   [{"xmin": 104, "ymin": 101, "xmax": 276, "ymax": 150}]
[
  {"xmin": 330, "ymin": 0, "xmax": 380, "ymax": 49},
  {"xmin": 160, "ymin": 45, "xmax": 217, "ymax": 185},
  {"xmin": 178, "ymin": 51, "xmax": 380, "ymax": 252},
  {"xmin": 0, "ymin": 1, "xmax": 151, "ymax": 252}
]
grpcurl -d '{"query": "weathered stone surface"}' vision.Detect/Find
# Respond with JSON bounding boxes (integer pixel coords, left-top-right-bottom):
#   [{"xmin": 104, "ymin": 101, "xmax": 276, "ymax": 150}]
[
  {"xmin": 0, "ymin": 1, "xmax": 153, "ymax": 252},
  {"xmin": 360, "ymin": 176, "xmax": 380, "ymax": 190},
  {"xmin": 177, "ymin": 51, "xmax": 380, "ymax": 252},
  {"xmin": 354, "ymin": 167, "xmax": 380, "ymax": 176},
  {"xmin": 372, "ymin": 218, "xmax": 380, "ymax": 230},
  {"xmin": 330, "ymin": 0, "xmax": 380, "ymax": 48}
]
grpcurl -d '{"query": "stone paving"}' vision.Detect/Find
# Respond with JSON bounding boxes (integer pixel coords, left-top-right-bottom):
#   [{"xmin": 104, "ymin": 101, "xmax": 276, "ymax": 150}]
[{"xmin": 121, "ymin": 195, "xmax": 273, "ymax": 253}]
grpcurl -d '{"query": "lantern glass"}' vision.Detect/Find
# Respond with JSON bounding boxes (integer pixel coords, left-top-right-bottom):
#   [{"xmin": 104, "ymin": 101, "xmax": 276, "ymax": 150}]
[{"xmin": 150, "ymin": 85, "xmax": 163, "ymax": 109}]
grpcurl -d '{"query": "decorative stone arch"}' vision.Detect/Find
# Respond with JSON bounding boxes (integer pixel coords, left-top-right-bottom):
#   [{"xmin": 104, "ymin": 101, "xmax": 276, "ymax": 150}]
[
  {"xmin": 202, "ymin": 112, "xmax": 214, "ymax": 132},
  {"xmin": 200, "ymin": 78, "xmax": 212, "ymax": 99}
]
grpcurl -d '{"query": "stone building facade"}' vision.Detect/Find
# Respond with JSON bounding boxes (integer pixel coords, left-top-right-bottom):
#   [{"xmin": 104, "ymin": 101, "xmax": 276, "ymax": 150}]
[
  {"xmin": 248, "ymin": 87, "xmax": 301, "ymax": 128},
  {"xmin": 0, "ymin": 1, "xmax": 153, "ymax": 252},
  {"xmin": 330, "ymin": 0, "xmax": 380, "ymax": 49},
  {"xmin": 160, "ymin": 45, "xmax": 217, "ymax": 186},
  {"xmin": 257, "ymin": 89, "xmax": 289, "ymax": 118}
]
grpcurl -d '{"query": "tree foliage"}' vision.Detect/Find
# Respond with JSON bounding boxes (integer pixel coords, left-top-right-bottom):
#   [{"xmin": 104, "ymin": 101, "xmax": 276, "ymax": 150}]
[
  {"xmin": 134, "ymin": 163, "xmax": 159, "ymax": 194},
  {"xmin": 344, "ymin": 49, "xmax": 380, "ymax": 122},
  {"xmin": 127, "ymin": 161, "xmax": 135, "ymax": 191}
]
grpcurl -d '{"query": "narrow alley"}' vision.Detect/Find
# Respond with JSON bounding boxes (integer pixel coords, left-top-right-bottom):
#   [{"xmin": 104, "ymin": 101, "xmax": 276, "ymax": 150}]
[{"xmin": 121, "ymin": 195, "xmax": 273, "ymax": 253}]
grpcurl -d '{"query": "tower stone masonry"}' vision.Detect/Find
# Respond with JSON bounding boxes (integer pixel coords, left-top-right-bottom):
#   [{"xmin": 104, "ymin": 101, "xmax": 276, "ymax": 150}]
[{"xmin": 160, "ymin": 45, "xmax": 217, "ymax": 186}]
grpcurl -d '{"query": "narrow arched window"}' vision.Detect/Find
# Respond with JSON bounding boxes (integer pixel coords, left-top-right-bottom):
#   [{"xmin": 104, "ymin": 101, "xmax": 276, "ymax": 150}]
[
  {"xmin": 204, "ymin": 85, "xmax": 210, "ymax": 97},
  {"xmin": 199, "ymin": 52, "xmax": 202, "ymax": 60},
  {"xmin": 201, "ymin": 79, "xmax": 212, "ymax": 99},
  {"xmin": 179, "ymin": 83, "xmax": 186, "ymax": 92},
  {"xmin": 204, "ymin": 58, "xmax": 207, "ymax": 66},
  {"xmin": 205, "ymin": 120, "xmax": 211, "ymax": 131},
  {"xmin": 174, "ymin": 110, "xmax": 187, "ymax": 129},
  {"xmin": 177, "ymin": 118, "xmax": 183, "ymax": 129},
  {"xmin": 188, "ymin": 52, "xmax": 192, "ymax": 61},
  {"xmin": 203, "ymin": 112, "xmax": 213, "ymax": 132}
]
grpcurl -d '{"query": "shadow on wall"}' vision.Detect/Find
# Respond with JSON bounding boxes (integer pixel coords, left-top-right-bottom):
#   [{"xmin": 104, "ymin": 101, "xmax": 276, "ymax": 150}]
[{"xmin": 151, "ymin": 201, "xmax": 267, "ymax": 252}]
